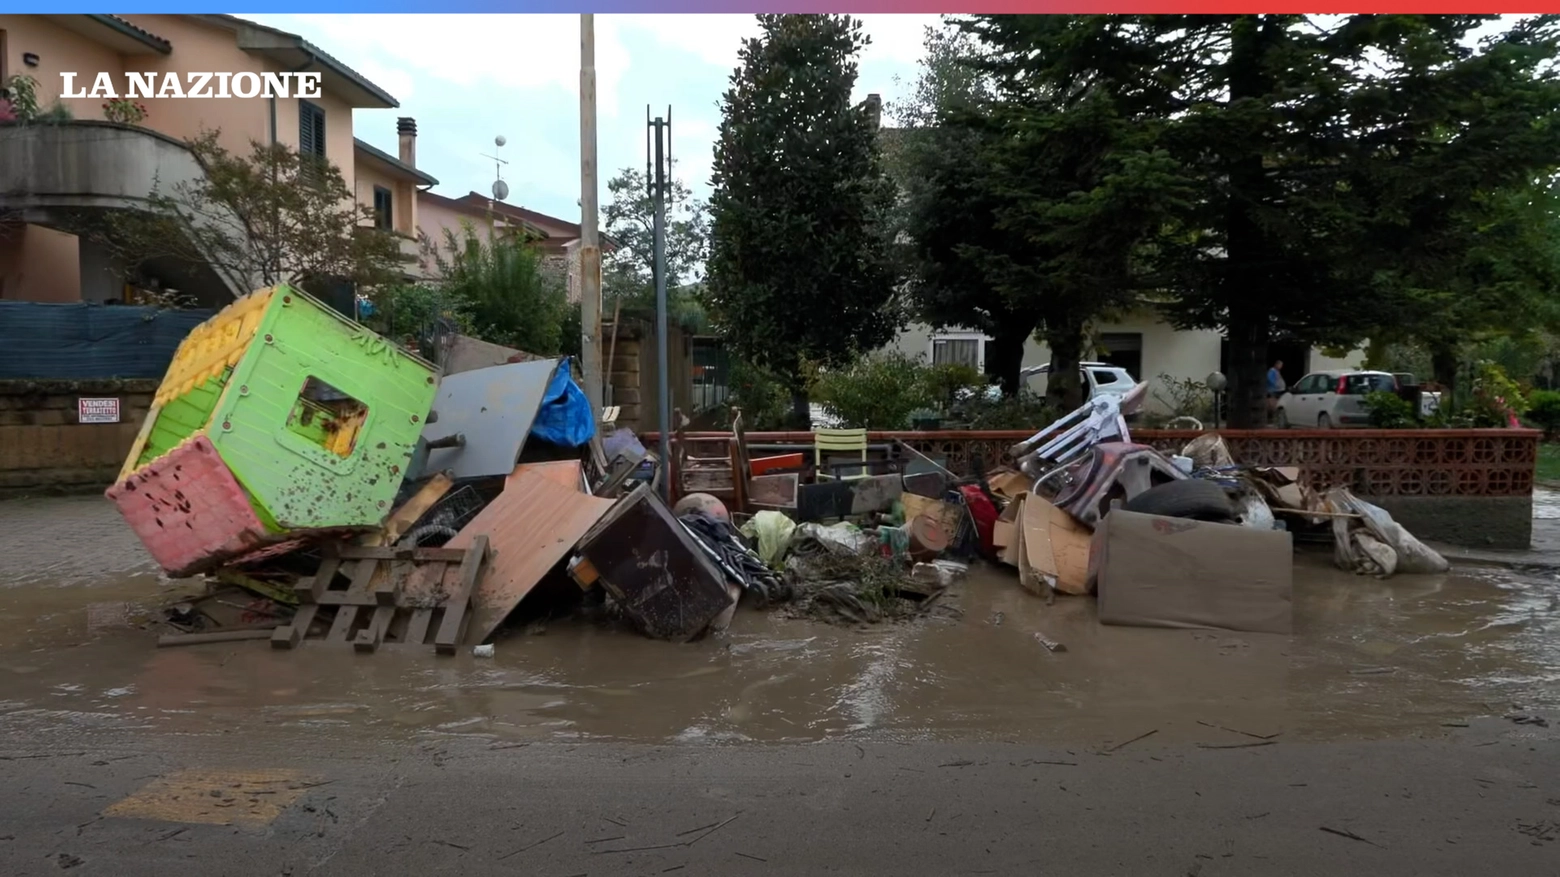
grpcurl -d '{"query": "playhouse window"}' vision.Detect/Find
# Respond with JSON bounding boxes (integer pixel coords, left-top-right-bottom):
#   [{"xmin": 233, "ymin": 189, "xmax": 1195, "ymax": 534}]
[{"xmin": 286, "ymin": 376, "xmax": 368, "ymax": 458}]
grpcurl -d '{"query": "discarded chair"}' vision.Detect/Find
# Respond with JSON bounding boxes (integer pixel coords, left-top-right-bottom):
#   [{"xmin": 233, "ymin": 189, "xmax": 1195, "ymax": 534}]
[{"xmin": 813, "ymin": 428, "xmax": 870, "ymax": 481}]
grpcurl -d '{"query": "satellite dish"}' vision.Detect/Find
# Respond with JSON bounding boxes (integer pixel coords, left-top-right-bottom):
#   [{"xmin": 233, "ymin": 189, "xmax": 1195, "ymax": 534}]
[
  {"xmin": 1205, "ymin": 372, "xmax": 1228, "ymax": 392},
  {"xmin": 491, "ymin": 179, "xmax": 509, "ymax": 201},
  {"xmin": 494, "ymin": 135, "xmax": 506, "ymax": 148}
]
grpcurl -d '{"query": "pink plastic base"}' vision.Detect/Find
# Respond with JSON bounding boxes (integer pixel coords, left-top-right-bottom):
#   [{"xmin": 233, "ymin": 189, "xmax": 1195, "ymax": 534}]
[{"xmin": 106, "ymin": 436, "xmax": 272, "ymax": 578}]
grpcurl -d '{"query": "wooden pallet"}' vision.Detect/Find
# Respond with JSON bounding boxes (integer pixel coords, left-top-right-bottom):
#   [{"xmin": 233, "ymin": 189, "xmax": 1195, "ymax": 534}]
[{"xmin": 270, "ymin": 535, "xmax": 491, "ymax": 655}]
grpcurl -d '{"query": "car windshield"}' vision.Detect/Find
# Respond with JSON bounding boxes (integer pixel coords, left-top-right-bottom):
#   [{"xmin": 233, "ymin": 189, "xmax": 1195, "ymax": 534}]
[{"xmin": 1342, "ymin": 374, "xmax": 1396, "ymax": 395}]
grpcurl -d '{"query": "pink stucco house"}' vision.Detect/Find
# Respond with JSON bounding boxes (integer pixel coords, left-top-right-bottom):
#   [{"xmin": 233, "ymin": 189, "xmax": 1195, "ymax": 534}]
[{"xmin": 0, "ymin": 14, "xmax": 413, "ymax": 306}]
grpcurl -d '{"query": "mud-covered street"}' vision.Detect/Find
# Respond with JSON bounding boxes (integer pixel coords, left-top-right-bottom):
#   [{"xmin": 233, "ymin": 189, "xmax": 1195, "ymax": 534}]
[{"xmin": 4, "ymin": 495, "xmax": 1560, "ymax": 874}]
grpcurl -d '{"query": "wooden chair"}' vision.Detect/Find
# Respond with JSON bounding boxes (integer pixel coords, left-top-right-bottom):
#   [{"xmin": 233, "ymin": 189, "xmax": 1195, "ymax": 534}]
[{"xmin": 813, "ymin": 428, "xmax": 870, "ymax": 481}]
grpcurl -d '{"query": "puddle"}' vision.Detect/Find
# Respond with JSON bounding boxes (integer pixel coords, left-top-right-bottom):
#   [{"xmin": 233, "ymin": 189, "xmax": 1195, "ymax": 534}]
[
  {"xmin": 4, "ymin": 493, "xmax": 1559, "ymax": 748},
  {"xmin": 1, "ymin": 550, "xmax": 1559, "ymax": 747}
]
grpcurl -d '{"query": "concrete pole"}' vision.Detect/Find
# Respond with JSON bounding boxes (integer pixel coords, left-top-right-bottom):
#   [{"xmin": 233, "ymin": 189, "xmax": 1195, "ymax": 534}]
[{"xmin": 578, "ymin": 13, "xmax": 604, "ymax": 416}]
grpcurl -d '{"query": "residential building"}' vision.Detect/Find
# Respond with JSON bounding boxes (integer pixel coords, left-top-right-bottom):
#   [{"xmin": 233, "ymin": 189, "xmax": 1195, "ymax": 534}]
[
  {"xmin": 891, "ymin": 313, "xmax": 1360, "ymax": 415},
  {"xmin": 0, "ymin": 14, "xmax": 406, "ymax": 306}
]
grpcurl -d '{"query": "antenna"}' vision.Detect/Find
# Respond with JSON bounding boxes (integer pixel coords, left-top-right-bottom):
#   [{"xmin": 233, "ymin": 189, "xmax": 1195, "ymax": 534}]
[{"xmin": 481, "ymin": 135, "xmax": 510, "ymax": 204}]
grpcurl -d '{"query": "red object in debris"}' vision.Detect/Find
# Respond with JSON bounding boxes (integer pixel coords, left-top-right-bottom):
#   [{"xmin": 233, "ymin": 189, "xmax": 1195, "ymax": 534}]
[
  {"xmin": 105, "ymin": 436, "xmax": 272, "ymax": 578},
  {"xmin": 958, "ymin": 484, "xmax": 999, "ymax": 557},
  {"xmin": 750, "ymin": 453, "xmax": 804, "ymax": 477}
]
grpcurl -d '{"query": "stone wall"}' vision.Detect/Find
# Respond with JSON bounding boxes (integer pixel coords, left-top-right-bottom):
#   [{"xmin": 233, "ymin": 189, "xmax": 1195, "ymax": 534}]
[{"xmin": 0, "ymin": 379, "xmax": 156, "ymax": 493}]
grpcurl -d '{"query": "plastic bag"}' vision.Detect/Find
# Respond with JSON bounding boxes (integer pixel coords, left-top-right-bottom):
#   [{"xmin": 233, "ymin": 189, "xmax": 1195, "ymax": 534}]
[
  {"xmin": 1327, "ymin": 488, "xmax": 1449, "ymax": 577},
  {"xmin": 740, "ymin": 510, "xmax": 797, "ymax": 569},
  {"xmin": 529, "ymin": 357, "xmax": 596, "ymax": 448}
]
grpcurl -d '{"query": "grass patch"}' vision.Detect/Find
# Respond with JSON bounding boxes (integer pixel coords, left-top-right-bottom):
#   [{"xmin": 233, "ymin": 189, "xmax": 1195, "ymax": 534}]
[{"xmin": 1538, "ymin": 443, "xmax": 1560, "ymax": 484}]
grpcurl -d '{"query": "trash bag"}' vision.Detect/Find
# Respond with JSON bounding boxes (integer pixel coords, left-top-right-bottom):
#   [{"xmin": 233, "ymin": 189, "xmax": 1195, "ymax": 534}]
[
  {"xmin": 1326, "ymin": 488, "xmax": 1450, "ymax": 577},
  {"xmin": 740, "ymin": 510, "xmax": 797, "ymax": 569},
  {"xmin": 529, "ymin": 357, "xmax": 596, "ymax": 448},
  {"xmin": 793, "ymin": 522, "xmax": 878, "ymax": 557}
]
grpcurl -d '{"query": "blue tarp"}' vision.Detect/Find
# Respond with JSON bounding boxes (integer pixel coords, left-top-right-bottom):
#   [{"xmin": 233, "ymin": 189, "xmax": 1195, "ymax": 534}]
[
  {"xmin": 529, "ymin": 356, "xmax": 596, "ymax": 448},
  {"xmin": 0, "ymin": 302, "xmax": 212, "ymax": 379}
]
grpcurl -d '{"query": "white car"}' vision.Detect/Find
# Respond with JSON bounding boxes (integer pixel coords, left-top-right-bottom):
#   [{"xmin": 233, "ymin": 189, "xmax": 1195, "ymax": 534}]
[
  {"xmin": 1274, "ymin": 370, "xmax": 1399, "ymax": 429},
  {"xmin": 1021, "ymin": 362, "xmax": 1139, "ymax": 402}
]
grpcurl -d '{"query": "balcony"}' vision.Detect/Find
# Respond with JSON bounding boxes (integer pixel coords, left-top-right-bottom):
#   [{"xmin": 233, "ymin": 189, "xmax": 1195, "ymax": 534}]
[{"xmin": 0, "ymin": 120, "xmax": 251, "ymax": 304}]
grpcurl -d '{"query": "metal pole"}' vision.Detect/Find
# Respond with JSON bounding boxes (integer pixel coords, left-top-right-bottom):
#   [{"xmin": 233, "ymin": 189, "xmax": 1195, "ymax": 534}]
[
  {"xmin": 578, "ymin": 14, "xmax": 604, "ymax": 417},
  {"xmin": 652, "ymin": 116, "xmax": 671, "ymax": 502}
]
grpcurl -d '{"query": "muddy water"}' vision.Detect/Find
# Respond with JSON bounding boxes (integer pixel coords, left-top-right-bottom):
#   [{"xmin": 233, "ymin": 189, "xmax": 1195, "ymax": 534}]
[{"xmin": 3, "ymin": 541, "xmax": 1560, "ymax": 747}]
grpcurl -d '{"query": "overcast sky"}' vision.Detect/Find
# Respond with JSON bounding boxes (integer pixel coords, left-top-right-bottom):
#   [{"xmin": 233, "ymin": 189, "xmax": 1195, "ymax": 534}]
[{"xmin": 246, "ymin": 14, "xmax": 941, "ymax": 224}]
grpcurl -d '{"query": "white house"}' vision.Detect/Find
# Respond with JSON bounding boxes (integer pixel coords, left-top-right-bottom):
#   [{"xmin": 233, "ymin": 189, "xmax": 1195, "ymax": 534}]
[{"xmin": 888, "ymin": 309, "xmax": 1363, "ymax": 415}]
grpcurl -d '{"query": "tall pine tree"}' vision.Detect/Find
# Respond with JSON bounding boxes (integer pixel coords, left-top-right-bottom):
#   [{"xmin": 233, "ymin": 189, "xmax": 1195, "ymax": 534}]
[{"xmin": 705, "ymin": 14, "xmax": 901, "ymax": 421}]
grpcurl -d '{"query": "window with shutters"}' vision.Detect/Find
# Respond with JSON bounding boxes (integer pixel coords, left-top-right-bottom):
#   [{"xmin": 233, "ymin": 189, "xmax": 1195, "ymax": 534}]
[
  {"xmin": 298, "ymin": 100, "xmax": 326, "ymax": 159},
  {"xmin": 372, "ymin": 186, "xmax": 393, "ymax": 231}
]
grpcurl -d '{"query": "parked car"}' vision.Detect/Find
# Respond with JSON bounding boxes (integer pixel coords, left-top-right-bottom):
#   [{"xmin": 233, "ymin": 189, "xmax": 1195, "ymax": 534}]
[
  {"xmin": 1274, "ymin": 370, "xmax": 1399, "ymax": 429},
  {"xmin": 1020, "ymin": 362, "xmax": 1139, "ymax": 402}
]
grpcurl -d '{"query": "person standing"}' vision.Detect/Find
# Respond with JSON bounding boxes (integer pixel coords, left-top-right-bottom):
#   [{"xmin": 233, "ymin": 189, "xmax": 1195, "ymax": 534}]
[{"xmin": 1266, "ymin": 360, "xmax": 1286, "ymax": 421}]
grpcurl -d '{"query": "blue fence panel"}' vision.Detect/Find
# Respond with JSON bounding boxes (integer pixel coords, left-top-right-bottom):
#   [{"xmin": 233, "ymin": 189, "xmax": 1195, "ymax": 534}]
[{"xmin": 0, "ymin": 302, "xmax": 213, "ymax": 380}]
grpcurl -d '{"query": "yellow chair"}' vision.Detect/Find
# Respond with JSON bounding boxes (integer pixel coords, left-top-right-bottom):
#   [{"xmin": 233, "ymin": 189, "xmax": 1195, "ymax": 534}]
[{"xmin": 813, "ymin": 428, "xmax": 870, "ymax": 481}]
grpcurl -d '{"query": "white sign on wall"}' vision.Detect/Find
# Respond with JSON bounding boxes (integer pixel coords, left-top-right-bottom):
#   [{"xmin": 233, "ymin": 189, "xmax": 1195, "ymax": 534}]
[{"xmin": 78, "ymin": 398, "xmax": 121, "ymax": 424}]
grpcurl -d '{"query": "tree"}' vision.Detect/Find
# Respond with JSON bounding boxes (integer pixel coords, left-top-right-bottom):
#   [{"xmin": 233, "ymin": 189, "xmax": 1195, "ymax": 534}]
[
  {"xmin": 894, "ymin": 18, "xmax": 1190, "ymax": 406},
  {"xmin": 706, "ymin": 14, "xmax": 902, "ymax": 421},
  {"xmin": 891, "ymin": 24, "xmax": 1039, "ymax": 397},
  {"xmin": 421, "ymin": 222, "xmax": 570, "ymax": 356},
  {"xmin": 986, "ymin": 15, "xmax": 1560, "ymax": 426},
  {"xmin": 602, "ymin": 162, "xmax": 709, "ymax": 305},
  {"xmin": 82, "ymin": 132, "xmax": 404, "ymax": 299}
]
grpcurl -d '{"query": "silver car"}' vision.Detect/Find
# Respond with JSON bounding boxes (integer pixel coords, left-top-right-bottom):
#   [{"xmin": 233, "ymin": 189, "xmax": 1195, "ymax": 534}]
[{"xmin": 1274, "ymin": 370, "xmax": 1399, "ymax": 429}]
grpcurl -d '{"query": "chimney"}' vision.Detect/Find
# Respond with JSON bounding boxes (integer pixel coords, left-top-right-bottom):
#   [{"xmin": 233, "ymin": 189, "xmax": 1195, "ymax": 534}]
[
  {"xmin": 397, "ymin": 117, "xmax": 416, "ymax": 167},
  {"xmin": 865, "ymin": 93, "xmax": 882, "ymax": 129}
]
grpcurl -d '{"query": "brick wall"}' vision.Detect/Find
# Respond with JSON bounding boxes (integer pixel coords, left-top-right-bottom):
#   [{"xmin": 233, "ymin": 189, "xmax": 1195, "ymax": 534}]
[{"xmin": 0, "ymin": 379, "xmax": 157, "ymax": 493}]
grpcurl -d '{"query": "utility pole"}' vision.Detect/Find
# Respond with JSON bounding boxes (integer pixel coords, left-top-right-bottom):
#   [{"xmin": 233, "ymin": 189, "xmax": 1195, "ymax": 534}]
[
  {"xmin": 648, "ymin": 108, "xmax": 672, "ymax": 501},
  {"xmin": 578, "ymin": 14, "xmax": 603, "ymax": 416}
]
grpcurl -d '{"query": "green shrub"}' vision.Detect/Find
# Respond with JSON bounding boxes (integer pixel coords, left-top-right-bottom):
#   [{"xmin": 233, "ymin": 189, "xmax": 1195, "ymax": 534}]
[
  {"xmin": 1468, "ymin": 361, "xmax": 1529, "ymax": 427},
  {"xmin": 1362, "ymin": 391, "xmax": 1417, "ymax": 428},
  {"xmin": 809, "ymin": 351, "xmax": 983, "ymax": 429},
  {"xmin": 951, "ymin": 393, "xmax": 1059, "ymax": 430},
  {"xmin": 1526, "ymin": 389, "xmax": 1560, "ymax": 438}
]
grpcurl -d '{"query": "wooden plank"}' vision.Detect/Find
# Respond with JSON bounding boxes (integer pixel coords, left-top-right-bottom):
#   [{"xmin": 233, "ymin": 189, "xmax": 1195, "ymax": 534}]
[
  {"xmin": 373, "ymin": 562, "xmax": 404, "ymax": 606},
  {"xmin": 363, "ymin": 472, "xmax": 453, "ymax": 548},
  {"xmin": 336, "ymin": 546, "xmax": 469, "ymax": 563},
  {"xmin": 325, "ymin": 556, "xmax": 384, "ymax": 640},
  {"xmin": 159, "ymin": 628, "xmax": 276, "ymax": 647},
  {"xmin": 434, "ymin": 535, "xmax": 488, "ymax": 655},
  {"xmin": 296, "ymin": 553, "xmax": 342, "ymax": 605},
  {"xmin": 405, "ymin": 608, "xmax": 434, "ymax": 646},
  {"xmin": 353, "ymin": 607, "xmax": 395, "ymax": 653},
  {"xmin": 271, "ymin": 604, "xmax": 318, "ymax": 649}
]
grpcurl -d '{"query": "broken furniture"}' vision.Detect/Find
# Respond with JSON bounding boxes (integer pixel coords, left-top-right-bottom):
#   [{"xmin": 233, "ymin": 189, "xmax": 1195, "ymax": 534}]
[
  {"xmin": 107, "ymin": 284, "xmax": 440, "ymax": 577},
  {"xmin": 1088, "ymin": 509, "xmax": 1293, "ymax": 634},
  {"xmin": 569, "ymin": 483, "xmax": 734, "ymax": 641},
  {"xmin": 448, "ymin": 461, "xmax": 616, "ymax": 646},
  {"xmin": 270, "ymin": 535, "xmax": 492, "ymax": 653},
  {"xmin": 417, "ymin": 358, "xmax": 560, "ymax": 480},
  {"xmin": 1010, "ymin": 381, "xmax": 1148, "ymax": 483},
  {"xmin": 1045, "ymin": 441, "xmax": 1189, "ymax": 528}
]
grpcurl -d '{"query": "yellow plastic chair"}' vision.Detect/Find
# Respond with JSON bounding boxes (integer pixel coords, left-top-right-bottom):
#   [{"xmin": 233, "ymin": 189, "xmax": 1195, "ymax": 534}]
[{"xmin": 813, "ymin": 428, "xmax": 870, "ymax": 481}]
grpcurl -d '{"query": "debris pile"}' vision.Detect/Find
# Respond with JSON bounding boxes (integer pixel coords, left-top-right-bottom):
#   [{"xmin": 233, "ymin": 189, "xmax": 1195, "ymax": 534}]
[{"xmin": 108, "ymin": 287, "xmax": 1449, "ymax": 653}]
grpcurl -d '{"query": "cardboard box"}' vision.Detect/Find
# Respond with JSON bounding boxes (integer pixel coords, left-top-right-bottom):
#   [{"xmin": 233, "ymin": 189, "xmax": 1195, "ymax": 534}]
[
  {"xmin": 993, "ymin": 495, "xmax": 1023, "ymax": 566},
  {"xmin": 1089, "ymin": 510, "xmax": 1292, "ymax": 634},
  {"xmin": 1016, "ymin": 496, "xmax": 1092, "ymax": 596}
]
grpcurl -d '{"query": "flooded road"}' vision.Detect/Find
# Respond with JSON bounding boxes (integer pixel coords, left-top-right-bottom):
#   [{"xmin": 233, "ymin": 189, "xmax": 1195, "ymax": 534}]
[{"xmin": 4, "ymin": 492, "xmax": 1560, "ymax": 748}]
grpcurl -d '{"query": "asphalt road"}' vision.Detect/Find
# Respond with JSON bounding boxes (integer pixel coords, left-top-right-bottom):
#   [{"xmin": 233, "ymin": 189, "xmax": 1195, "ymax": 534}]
[{"xmin": 3, "ymin": 721, "xmax": 1559, "ymax": 876}]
